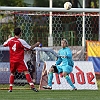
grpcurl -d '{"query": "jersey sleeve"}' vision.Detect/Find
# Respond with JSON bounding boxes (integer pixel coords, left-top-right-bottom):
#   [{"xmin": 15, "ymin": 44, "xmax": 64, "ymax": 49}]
[
  {"xmin": 3, "ymin": 37, "xmax": 14, "ymax": 47},
  {"xmin": 66, "ymin": 48, "xmax": 74, "ymax": 67},
  {"xmin": 66, "ymin": 48, "xmax": 72, "ymax": 58},
  {"xmin": 56, "ymin": 50, "xmax": 62, "ymax": 65},
  {"xmin": 19, "ymin": 39, "xmax": 31, "ymax": 49}
]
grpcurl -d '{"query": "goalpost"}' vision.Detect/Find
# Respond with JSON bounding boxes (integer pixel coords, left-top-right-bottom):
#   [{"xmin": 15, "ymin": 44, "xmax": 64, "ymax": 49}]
[{"xmin": 0, "ymin": 6, "xmax": 100, "ymax": 90}]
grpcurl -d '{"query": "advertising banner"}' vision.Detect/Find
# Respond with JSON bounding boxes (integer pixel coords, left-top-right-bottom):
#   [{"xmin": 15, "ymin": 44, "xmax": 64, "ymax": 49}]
[
  {"xmin": 86, "ymin": 41, "xmax": 100, "ymax": 74},
  {"xmin": 39, "ymin": 61, "xmax": 98, "ymax": 90}
]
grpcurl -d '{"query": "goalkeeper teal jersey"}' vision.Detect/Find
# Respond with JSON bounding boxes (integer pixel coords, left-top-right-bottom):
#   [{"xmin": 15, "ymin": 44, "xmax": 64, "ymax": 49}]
[{"xmin": 56, "ymin": 47, "xmax": 74, "ymax": 73}]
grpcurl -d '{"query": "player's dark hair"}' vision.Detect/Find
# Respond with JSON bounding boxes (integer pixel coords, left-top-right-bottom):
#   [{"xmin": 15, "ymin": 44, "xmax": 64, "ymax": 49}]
[{"xmin": 14, "ymin": 27, "xmax": 21, "ymax": 36}]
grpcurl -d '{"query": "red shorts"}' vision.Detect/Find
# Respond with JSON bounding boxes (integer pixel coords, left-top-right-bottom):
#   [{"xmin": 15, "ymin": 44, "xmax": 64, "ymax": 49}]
[{"xmin": 10, "ymin": 61, "xmax": 28, "ymax": 73}]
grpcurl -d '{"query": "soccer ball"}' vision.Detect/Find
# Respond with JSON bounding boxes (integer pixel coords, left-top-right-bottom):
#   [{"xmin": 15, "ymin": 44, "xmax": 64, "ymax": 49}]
[{"xmin": 64, "ymin": 2, "xmax": 72, "ymax": 10}]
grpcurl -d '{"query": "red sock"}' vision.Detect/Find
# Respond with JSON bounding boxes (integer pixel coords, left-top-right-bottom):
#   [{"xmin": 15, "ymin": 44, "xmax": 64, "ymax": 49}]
[
  {"xmin": 9, "ymin": 85, "xmax": 13, "ymax": 91},
  {"xmin": 25, "ymin": 73, "xmax": 34, "ymax": 88},
  {"xmin": 9, "ymin": 74, "xmax": 14, "ymax": 90}
]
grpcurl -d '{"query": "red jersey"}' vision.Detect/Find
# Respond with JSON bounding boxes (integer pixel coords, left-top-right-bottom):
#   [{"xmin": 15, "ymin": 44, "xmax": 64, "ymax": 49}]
[{"xmin": 3, "ymin": 37, "xmax": 31, "ymax": 62}]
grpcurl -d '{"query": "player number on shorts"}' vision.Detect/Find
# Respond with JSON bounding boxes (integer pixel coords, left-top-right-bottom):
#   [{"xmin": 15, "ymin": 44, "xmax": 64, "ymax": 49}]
[{"xmin": 12, "ymin": 43, "xmax": 16, "ymax": 51}]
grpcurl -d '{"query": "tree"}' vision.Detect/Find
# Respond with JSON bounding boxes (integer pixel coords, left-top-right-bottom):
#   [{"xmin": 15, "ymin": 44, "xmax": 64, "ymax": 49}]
[
  {"xmin": 0, "ymin": 0, "xmax": 27, "ymax": 7},
  {"xmin": 33, "ymin": 0, "xmax": 49, "ymax": 7},
  {"xmin": 33, "ymin": 0, "xmax": 79, "ymax": 8},
  {"xmin": 33, "ymin": 0, "xmax": 99, "ymax": 8},
  {"xmin": 85, "ymin": 0, "xmax": 98, "ymax": 8}
]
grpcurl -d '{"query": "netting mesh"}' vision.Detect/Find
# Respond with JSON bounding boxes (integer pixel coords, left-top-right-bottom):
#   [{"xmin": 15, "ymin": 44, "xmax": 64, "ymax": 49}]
[
  {"xmin": 0, "ymin": 11, "xmax": 98, "ymax": 46},
  {"xmin": 0, "ymin": 10, "xmax": 99, "ymax": 90},
  {"xmin": 15, "ymin": 12, "xmax": 48, "ymax": 46}
]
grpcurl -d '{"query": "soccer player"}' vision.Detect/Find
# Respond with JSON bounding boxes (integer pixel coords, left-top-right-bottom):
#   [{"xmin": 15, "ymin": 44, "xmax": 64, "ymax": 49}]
[
  {"xmin": 43, "ymin": 39, "xmax": 77, "ymax": 90},
  {"xmin": 3, "ymin": 27, "xmax": 40, "ymax": 92}
]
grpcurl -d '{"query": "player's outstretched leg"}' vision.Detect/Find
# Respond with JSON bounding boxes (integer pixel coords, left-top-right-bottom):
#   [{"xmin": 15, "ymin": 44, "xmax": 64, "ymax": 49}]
[
  {"xmin": 8, "ymin": 74, "xmax": 14, "ymax": 92},
  {"xmin": 25, "ymin": 73, "xmax": 39, "ymax": 92},
  {"xmin": 65, "ymin": 75, "xmax": 77, "ymax": 90},
  {"xmin": 43, "ymin": 72, "xmax": 53, "ymax": 89}
]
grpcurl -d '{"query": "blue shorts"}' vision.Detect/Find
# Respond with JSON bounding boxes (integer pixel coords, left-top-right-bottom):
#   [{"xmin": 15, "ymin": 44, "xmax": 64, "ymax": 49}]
[{"xmin": 56, "ymin": 65, "xmax": 73, "ymax": 74}]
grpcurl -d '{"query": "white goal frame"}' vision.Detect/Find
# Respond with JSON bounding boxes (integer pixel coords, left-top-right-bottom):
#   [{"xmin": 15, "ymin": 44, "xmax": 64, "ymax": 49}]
[{"xmin": 0, "ymin": 7, "xmax": 100, "ymax": 12}]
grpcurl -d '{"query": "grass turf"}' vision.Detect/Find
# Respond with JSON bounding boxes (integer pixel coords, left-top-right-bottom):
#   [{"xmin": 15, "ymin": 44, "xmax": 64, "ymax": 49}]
[
  {"xmin": 0, "ymin": 79, "xmax": 100, "ymax": 100},
  {"xmin": 0, "ymin": 90, "xmax": 100, "ymax": 100}
]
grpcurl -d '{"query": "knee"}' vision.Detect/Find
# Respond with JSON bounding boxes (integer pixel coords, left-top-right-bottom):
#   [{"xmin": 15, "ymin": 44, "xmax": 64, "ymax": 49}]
[
  {"xmin": 11, "ymin": 73, "xmax": 15, "ymax": 76},
  {"xmin": 49, "ymin": 67, "xmax": 54, "ymax": 73},
  {"xmin": 24, "ymin": 71, "xmax": 29, "ymax": 75},
  {"xmin": 63, "ymin": 72, "xmax": 68, "ymax": 77}
]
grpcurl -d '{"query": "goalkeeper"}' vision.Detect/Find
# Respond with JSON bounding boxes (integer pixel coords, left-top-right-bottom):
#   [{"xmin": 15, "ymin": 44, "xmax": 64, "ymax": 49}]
[{"xmin": 43, "ymin": 39, "xmax": 77, "ymax": 90}]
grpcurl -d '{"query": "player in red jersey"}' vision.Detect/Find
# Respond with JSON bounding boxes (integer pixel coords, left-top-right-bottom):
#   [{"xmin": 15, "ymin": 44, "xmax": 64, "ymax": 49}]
[{"xmin": 3, "ymin": 27, "xmax": 40, "ymax": 92}]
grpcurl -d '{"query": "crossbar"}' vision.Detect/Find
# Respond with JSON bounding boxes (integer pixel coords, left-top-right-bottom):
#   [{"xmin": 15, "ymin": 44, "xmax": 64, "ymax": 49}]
[{"xmin": 0, "ymin": 7, "xmax": 100, "ymax": 12}]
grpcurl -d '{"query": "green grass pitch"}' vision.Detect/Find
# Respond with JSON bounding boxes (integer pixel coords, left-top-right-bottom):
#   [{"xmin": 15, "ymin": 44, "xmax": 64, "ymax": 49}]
[
  {"xmin": 0, "ymin": 80, "xmax": 100, "ymax": 100},
  {"xmin": 0, "ymin": 90, "xmax": 100, "ymax": 100}
]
